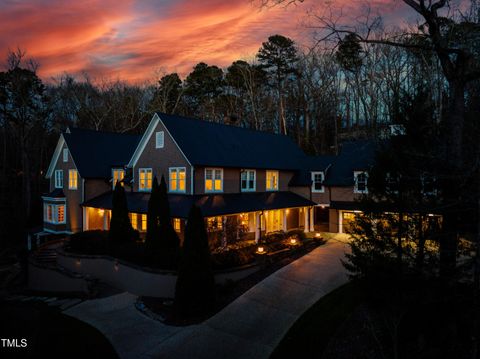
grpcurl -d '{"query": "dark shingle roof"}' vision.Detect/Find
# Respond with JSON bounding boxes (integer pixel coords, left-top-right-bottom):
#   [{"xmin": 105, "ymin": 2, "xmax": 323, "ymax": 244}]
[
  {"xmin": 82, "ymin": 191, "xmax": 315, "ymax": 218},
  {"xmin": 289, "ymin": 155, "xmax": 336, "ymax": 187},
  {"xmin": 324, "ymin": 140, "xmax": 377, "ymax": 186},
  {"xmin": 64, "ymin": 128, "xmax": 141, "ymax": 178},
  {"xmin": 158, "ymin": 113, "xmax": 307, "ymax": 170},
  {"xmin": 43, "ymin": 189, "xmax": 65, "ymax": 198}
]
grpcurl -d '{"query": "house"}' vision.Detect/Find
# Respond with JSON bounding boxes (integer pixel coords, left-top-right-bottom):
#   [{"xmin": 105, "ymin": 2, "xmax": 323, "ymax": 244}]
[{"xmin": 41, "ymin": 113, "xmax": 377, "ymax": 241}]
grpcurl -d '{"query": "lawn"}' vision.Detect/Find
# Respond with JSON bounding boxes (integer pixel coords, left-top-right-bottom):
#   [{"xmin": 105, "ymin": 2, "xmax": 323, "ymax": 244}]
[
  {"xmin": 270, "ymin": 281, "xmax": 363, "ymax": 359},
  {"xmin": 0, "ymin": 300, "xmax": 118, "ymax": 358}
]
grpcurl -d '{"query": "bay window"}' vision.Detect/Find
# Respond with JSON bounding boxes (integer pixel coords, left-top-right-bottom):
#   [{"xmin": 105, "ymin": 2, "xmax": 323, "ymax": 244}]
[{"xmin": 44, "ymin": 203, "xmax": 66, "ymax": 224}]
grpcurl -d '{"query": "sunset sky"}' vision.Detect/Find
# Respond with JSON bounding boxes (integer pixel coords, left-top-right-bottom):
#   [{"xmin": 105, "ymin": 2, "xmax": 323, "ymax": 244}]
[{"xmin": 0, "ymin": 0, "xmax": 422, "ymax": 83}]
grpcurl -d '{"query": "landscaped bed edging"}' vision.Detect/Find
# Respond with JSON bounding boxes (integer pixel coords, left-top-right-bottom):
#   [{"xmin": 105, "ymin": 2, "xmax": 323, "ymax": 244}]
[{"xmin": 57, "ymin": 249, "xmax": 260, "ymax": 298}]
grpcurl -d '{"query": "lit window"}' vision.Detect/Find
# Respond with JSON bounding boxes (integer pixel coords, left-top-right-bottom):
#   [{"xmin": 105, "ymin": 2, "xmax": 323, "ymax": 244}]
[
  {"xmin": 173, "ymin": 218, "xmax": 181, "ymax": 232},
  {"xmin": 112, "ymin": 169, "xmax": 125, "ymax": 189},
  {"xmin": 311, "ymin": 172, "xmax": 324, "ymax": 193},
  {"xmin": 68, "ymin": 169, "xmax": 78, "ymax": 190},
  {"xmin": 206, "ymin": 217, "xmax": 223, "ymax": 231},
  {"xmin": 155, "ymin": 131, "xmax": 164, "ymax": 149},
  {"xmin": 54, "ymin": 170, "xmax": 63, "ymax": 189},
  {"xmin": 266, "ymin": 170, "xmax": 279, "ymax": 191},
  {"xmin": 139, "ymin": 168, "xmax": 152, "ymax": 191},
  {"xmin": 140, "ymin": 214, "xmax": 147, "ymax": 232},
  {"xmin": 354, "ymin": 171, "xmax": 368, "ymax": 194},
  {"xmin": 63, "ymin": 148, "xmax": 68, "ymax": 162},
  {"xmin": 169, "ymin": 167, "xmax": 186, "ymax": 193},
  {"xmin": 205, "ymin": 168, "xmax": 223, "ymax": 193},
  {"xmin": 44, "ymin": 203, "xmax": 66, "ymax": 224},
  {"xmin": 241, "ymin": 170, "xmax": 256, "ymax": 192}
]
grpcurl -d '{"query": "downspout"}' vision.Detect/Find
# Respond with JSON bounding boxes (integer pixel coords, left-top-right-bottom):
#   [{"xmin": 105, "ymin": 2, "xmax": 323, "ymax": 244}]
[{"xmin": 191, "ymin": 166, "xmax": 194, "ymax": 194}]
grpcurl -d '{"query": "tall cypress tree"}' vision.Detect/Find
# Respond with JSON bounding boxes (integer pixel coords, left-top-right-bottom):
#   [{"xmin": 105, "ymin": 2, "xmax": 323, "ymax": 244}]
[
  {"xmin": 175, "ymin": 205, "xmax": 215, "ymax": 317},
  {"xmin": 158, "ymin": 175, "xmax": 179, "ymax": 250},
  {"xmin": 109, "ymin": 182, "xmax": 133, "ymax": 243},
  {"xmin": 145, "ymin": 176, "xmax": 160, "ymax": 251}
]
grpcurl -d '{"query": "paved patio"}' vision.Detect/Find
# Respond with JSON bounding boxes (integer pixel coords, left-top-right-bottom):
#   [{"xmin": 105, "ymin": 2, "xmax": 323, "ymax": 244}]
[{"xmin": 65, "ymin": 235, "xmax": 350, "ymax": 359}]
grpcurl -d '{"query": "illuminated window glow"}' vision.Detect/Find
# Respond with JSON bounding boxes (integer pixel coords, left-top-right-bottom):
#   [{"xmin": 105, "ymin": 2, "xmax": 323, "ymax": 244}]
[
  {"xmin": 169, "ymin": 167, "xmax": 186, "ymax": 193},
  {"xmin": 173, "ymin": 218, "xmax": 181, "ymax": 232},
  {"xmin": 241, "ymin": 170, "xmax": 256, "ymax": 192},
  {"xmin": 139, "ymin": 168, "xmax": 153, "ymax": 191},
  {"xmin": 68, "ymin": 169, "xmax": 78, "ymax": 190},
  {"xmin": 205, "ymin": 168, "xmax": 223, "ymax": 192},
  {"xmin": 113, "ymin": 169, "xmax": 125, "ymax": 189},
  {"xmin": 44, "ymin": 203, "xmax": 66, "ymax": 224},
  {"xmin": 266, "ymin": 170, "xmax": 279, "ymax": 191}
]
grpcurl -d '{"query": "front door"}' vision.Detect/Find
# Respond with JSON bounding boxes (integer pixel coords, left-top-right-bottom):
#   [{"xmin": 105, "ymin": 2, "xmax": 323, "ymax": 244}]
[{"xmin": 265, "ymin": 210, "xmax": 282, "ymax": 233}]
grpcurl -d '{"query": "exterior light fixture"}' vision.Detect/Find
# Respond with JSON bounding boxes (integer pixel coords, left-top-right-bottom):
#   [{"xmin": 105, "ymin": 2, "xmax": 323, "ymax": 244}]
[
  {"xmin": 315, "ymin": 233, "xmax": 321, "ymax": 238},
  {"xmin": 286, "ymin": 209, "xmax": 290, "ymax": 214},
  {"xmin": 98, "ymin": 209, "xmax": 104, "ymax": 215},
  {"xmin": 353, "ymin": 210, "xmax": 362, "ymax": 213},
  {"xmin": 290, "ymin": 238, "xmax": 297, "ymax": 245},
  {"xmin": 257, "ymin": 246, "xmax": 265, "ymax": 254},
  {"xmin": 76, "ymin": 259, "xmax": 81, "ymax": 266}
]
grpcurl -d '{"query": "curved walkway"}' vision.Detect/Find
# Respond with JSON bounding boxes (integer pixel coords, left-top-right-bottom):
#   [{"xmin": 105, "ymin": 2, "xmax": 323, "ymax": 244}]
[{"xmin": 65, "ymin": 236, "xmax": 350, "ymax": 359}]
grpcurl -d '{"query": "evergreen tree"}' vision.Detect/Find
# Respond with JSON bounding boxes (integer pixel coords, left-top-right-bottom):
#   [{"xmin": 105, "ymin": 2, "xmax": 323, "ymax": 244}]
[
  {"xmin": 145, "ymin": 176, "xmax": 160, "ymax": 251},
  {"xmin": 109, "ymin": 182, "xmax": 134, "ymax": 243},
  {"xmin": 158, "ymin": 175, "xmax": 180, "ymax": 250},
  {"xmin": 175, "ymin": 205, "xmax": 215, "ymax": 317}
]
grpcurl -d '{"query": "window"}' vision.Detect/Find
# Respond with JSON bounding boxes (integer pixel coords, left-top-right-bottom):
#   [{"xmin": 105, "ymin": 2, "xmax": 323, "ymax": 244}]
[
  {"xmin": 386, "ymin": 172, "xmax": 400, "ymax": 194},
  {"xmin": 169, "ymin": 167, "xmax": 186, "ymax": 193},
  {"xmin": 206, "ymin": 217, "xmax": 223, "ymax": 231},
  {"xmin": 112, "ymin": 169, "xmax": 125, "ymax": 189},
  {"xmin": 44, "ymin": 203, "xmax": 66, "ymax": 224},
  {"xmin": 130, "ymin": 213, "xmax": 147, "ymax": 232},
  {"xmin": 311, "ymin": 172, "xmax": 325, "ymax": 193},
  {"xmin": 173, "ymin": 218, "xmax": 181, "ymax": 233},
  {"xmin": 354, "ymin": 171, "xmax": 368, "ymax": 193},
  {"xmin": 155, "ymin": 131, "xmax": 164, "ymax": 149},
  {"xmin": 266, "ymin": 170, "xmax": 279, "ymax": 191},
  {"xmin": 68, "ymin": 169, "xmax": 78, "ymax": 190},
  {"xmin": 54, "ymin": 170, "xmax": 63, "ymax": 189},
  {"xmin": 63, "ymin": 148, "xmax": 68, "ymax": 162},
  {"xmin": 241, "ymin": 170, "xmax": 256, "ymax": 192},
  {"xmin": 139, "ymin": 168, "xmax": 153, "ymax": 192},
  {"xmin": 205, "ymin": 168, "xmax": 223, "ymax": 192}
]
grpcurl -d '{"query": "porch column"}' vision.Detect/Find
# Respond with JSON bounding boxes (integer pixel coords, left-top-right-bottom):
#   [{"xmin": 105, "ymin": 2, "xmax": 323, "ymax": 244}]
[
  {"xmin": 304, "ymin": 207, "xmax": 309, "ymax": 233},
  {"xmin": 338, "ymin": 210, "xmax": 343, "ymax": 234},
  {"xmin": 309, "ymin": 207, "xmax": 315, "ymax": 232},
  {"xmin": 83, "ymin": 207, "xmax": 88, "ymax": 231},
  {"xmin": 103, "ymin": 210, "xmax": 108, "ymax": 230},
  {"xmin": 255, "ymin": 212, "xmax": 261, "ymax": 243},
  {"xmin": 282, "ymin": 209, "xmax": 287, "ymax": 231}
]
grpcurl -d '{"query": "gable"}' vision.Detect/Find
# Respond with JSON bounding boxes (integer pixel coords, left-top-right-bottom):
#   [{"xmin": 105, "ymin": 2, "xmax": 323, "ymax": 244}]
[{"xmin": 46, "ymin": 134, "xmax": 66, "ymax": 179}]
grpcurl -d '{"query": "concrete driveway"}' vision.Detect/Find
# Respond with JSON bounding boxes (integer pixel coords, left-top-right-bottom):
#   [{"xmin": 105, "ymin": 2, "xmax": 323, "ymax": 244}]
[{"xmin": 65, "ymin": 236, "xmax": 350, "ymax": 359}]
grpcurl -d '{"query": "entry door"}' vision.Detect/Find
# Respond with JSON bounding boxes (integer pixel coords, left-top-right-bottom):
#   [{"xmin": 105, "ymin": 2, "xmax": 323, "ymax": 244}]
[{"xmin": 265, "ymin": 210, "xmax": 282, "ymax": 232}]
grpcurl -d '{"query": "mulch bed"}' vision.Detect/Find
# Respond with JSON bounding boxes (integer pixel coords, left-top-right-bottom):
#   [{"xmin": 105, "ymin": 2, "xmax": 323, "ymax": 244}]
[{"xmin": 138, "ymin": 238, "xmax": 326, "ymax": 326}]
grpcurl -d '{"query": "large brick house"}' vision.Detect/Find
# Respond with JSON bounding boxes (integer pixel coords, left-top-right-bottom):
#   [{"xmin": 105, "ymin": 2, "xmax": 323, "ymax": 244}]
[{"xmin": 42, "ymin": 113, "xmax": 375, "ymax": 241}]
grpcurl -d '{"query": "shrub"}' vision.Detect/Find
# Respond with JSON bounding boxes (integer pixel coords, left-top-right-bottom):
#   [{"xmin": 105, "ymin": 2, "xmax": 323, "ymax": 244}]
[
  {"xmin": 67, "ymin": 230, "xmax": 109, "ymax": 255},
  {"xmin": 262, "ymin": 231, "xmax": 286, "ymax": 244},
  {"xmin": 175, "ymin": 205, "xmax": 215, "ymax": 317},
  {"xmin": 286, "ymin": 228, "xmax": 306, "ymax": 241},
  {"xmin": 211, "ymin": 246, "xmax": 256, "ymax": 270}
]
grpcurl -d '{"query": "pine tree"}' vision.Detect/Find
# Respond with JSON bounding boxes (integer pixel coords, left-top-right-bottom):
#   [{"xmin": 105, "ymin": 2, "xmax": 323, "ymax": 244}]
[
  {"xmin": 109, "ymin": 182, "xmax": 134, "ymax": 243},
  {"xmin": 175, "ymin": 205, "xmax": 215, "ymax": 317},
  {"xmin": 145, "ymin": 176, "xmax": 160, "ymax": 251}
]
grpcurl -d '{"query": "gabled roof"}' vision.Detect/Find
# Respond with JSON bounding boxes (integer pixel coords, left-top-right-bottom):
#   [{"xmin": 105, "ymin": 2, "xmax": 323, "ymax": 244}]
[
  {"xmin": 289, "ymin": 155, "xmax": 335, "ymax": 187},
  {"xmin": 141, "ymin": 113, "xmax": 308, "ymax": 170},
  {"xmin": 82, "ymin": 191, "xmax": 315, "ymax": 218},
  {"xmin": 63, "ymin": 128, "xmax": 141, "ymax": 178},
  {"xmin": 324, "ymin": 140, "xmax": 377, "ymax": 186}
]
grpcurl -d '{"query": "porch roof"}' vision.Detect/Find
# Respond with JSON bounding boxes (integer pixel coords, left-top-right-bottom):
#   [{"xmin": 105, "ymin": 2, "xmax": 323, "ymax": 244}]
[{"xmin": 82, "ymin": 191, "xmax": 316, "ymax": 218}]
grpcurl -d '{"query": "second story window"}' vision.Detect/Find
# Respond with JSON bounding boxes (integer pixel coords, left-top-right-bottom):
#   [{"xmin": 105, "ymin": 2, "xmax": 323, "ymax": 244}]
[
  {"xmin": 63, "ymin": 148, "xmax": 68, "ymax": 162},
  {"xmin": 169, "ymin": 167, "xmax": 186, "ymax": 192},
  {"xmin": 139, "ymin": 168, "xmax": 153, "ymax": 192},
  {"xmin": 241, "ymin": 170, "xmax": 256, "ymax": 192},
  {"xmin": 311, "ymin": 171, "xmax": 325, "ymax": 193},
  {"xmin": 205, "ymin": 168, "xmax": 223, "ymax": 192},
  {"xmin": 421, "ymin": 173, "xmax": 437, "ymax": 196},
  {"xmin": 112, "ymin": 169, "xmax": 125, "ymax": 189},
  {"xmin": 54, "ymin": 170, "xmax": 63, "ymax": 189},
  {"xmin": 354, "ymin": 171, "xmax": 368, "ymax": 194},
  {"xmin": 68, "ymin": 169, "xmax": 78, "ymax": 190},
  {"xmin": 266, "ymin": 170, "xmax": 279, "ymax": 191},
  {"xmin": 155, "ymin": 131, "xmax": 164, "ymax": 148}
]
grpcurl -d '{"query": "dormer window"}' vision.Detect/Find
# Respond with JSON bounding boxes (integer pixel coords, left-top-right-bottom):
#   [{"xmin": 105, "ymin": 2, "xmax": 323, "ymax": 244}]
[
  {"xmin": 311, "ymin": 171, "xmax": 325, "ymax": 193},
  {"xmin": 205, "ymin": 168, "xmax": 223, "ymax": 192},
  {"xmin": 112, "ymin": 169, "xmax": 125, "ymax": 189},
  {"xmin": 63, "ymin": 148, "xmax": 68, "ymax": 162},
  {"xmin": 155, "ymin": 131, "xmax": 164, "ymax": 148},
  {"xmin": 241, "ymin": 170, "xmax": 256, "ymax": 192},
  {"xmin": 354, "ymin": 171, "xmax": 368, "ymax": 194}
]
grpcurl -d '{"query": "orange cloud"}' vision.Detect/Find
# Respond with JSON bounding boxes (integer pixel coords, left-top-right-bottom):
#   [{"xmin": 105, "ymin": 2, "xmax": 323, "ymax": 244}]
[{"xmin": 0, "ymin": 0, "xmax": 411, "ymax": 83}]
